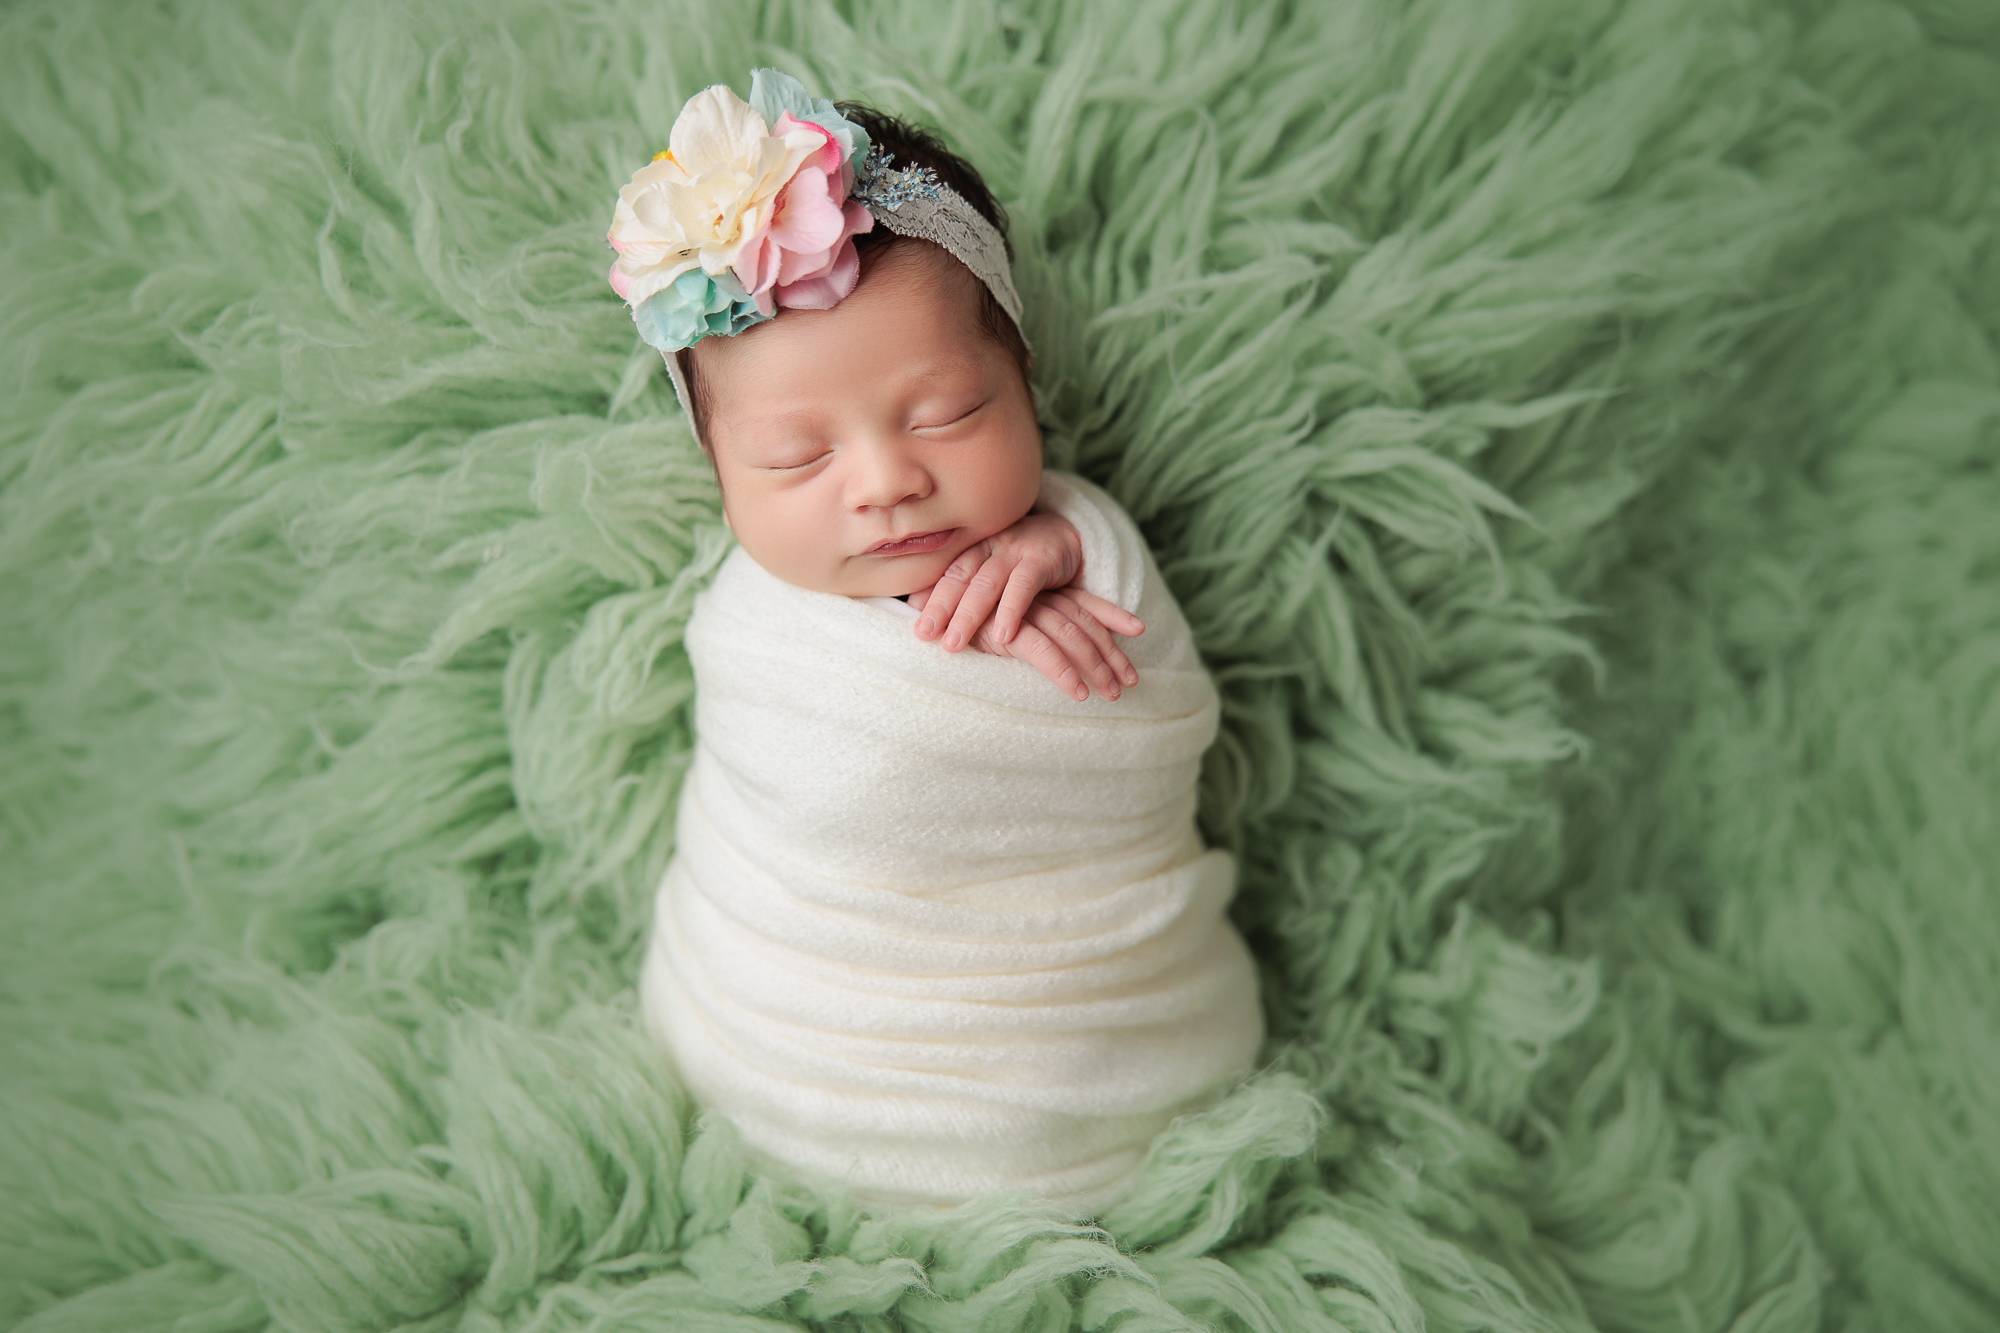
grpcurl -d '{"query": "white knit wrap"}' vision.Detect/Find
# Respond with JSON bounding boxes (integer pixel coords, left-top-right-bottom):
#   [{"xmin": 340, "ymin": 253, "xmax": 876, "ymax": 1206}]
[{"xmin": 639, "ymin": 472, "xmax": 1264, "ymax": 1215}]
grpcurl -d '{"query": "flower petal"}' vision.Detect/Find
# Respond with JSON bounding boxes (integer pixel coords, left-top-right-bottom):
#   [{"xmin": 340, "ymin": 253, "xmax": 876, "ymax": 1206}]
[
  {"xmin": 621, "ymin": 256, "xmax": 698, "ymax": 309},
  {"xmin": 771, "ymin": 168, "xmax": 845, "ymax": 257},
  {"xmin": 775, "ymin": 238, "xmax": 860, "ymax": 310},
  {"xmin": 774, "ymin": 112, "xmax": 841, "ymax": 177},
  {"xmin": 667, "ymin": 84, "xmax": 769, "ymax": 175},
  {"xmin": 749, "ymin": 67, "xmax": 870, "ymax": 170},
  {"xmin": 631, "ymin": 184, "xmax": 687, "ymax": 237},
  {"xmin": 735, "ymin": 224, "xmax": 781, "ymax": 296}
]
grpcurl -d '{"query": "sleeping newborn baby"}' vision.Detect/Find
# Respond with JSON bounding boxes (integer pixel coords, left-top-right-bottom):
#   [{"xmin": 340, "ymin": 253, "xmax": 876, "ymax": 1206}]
[{"xmin": 607, "ymin": 71, "xmax": 1262, "ymax": 1216}]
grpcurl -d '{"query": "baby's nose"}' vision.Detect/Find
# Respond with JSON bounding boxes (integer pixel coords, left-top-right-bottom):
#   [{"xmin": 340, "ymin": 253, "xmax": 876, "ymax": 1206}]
[{"xmin": 848, "ymin": 439, "xmax": 931, "ymax": 510}]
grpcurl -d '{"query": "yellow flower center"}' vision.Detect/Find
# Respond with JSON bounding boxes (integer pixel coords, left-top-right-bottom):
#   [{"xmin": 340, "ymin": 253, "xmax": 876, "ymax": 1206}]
[{"xmin": 652, "ymin": 149, "xmax": 677, "ymax": 165}]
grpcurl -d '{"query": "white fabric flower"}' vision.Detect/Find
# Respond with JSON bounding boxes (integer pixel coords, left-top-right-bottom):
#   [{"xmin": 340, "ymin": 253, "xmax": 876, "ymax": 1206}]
[{"xmin": 607, "ymin": 85, "xmax": 827, "ymax": 310}]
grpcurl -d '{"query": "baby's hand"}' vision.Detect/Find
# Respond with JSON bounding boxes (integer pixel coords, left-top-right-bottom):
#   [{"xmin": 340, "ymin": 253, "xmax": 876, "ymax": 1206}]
[
  {"xmin": 908, "ymin": 581, "xmax": 1144, "ymax": 703},
  {"xmin": 910, "ymin": 511, "xmax": 1145, "ymax": 701},
  {"xmin": 913, "ymin": 512, "xmax": 1089, "ymax": 652}
]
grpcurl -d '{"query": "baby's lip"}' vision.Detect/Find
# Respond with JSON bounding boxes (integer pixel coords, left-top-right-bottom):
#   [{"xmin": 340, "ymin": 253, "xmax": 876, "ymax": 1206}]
[{"xmin": 866, "ymin": 528, "xmax": 957, "ymax": 556}]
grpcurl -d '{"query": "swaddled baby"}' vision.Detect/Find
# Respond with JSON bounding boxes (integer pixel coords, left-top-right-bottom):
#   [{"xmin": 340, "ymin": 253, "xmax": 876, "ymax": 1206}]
[{"xmin": 607, "ymin": 71, "xmax": 1262, "ymax": 1216}]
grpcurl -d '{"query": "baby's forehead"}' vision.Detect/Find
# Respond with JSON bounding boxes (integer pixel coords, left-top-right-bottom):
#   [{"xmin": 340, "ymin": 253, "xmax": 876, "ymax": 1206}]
[
  {"xmin": 721, "ymin": 241, "xmax": 978, "ymax": 336},
  {"xmin": 697, "ymin": 247, "xmax": 994, "ymax": 392}
]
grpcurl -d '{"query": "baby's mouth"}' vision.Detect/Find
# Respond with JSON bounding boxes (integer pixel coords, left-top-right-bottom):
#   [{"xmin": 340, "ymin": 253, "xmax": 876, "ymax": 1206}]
[{"xmin": 866, "ymin": 528, "xmax": 958, "ymax": 557}]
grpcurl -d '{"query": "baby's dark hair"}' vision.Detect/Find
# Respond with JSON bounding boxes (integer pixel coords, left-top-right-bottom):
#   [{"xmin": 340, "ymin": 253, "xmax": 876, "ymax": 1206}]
[{"xmin": 675, "ymin": 106, "xmax": 1031, "ymax": 450}]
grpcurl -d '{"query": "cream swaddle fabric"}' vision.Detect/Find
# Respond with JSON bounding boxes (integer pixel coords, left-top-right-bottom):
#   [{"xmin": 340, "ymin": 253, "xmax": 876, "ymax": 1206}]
[{"xmin": 639, "ymin": 471, "xmax": 1263, "ymax": 1215}]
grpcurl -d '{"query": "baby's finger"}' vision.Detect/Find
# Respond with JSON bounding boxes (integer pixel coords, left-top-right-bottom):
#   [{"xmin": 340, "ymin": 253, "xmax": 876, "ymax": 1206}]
[
  {"xmin": 915, "ymin": 546, "xmax": 983, "ymax": 641},
  {"xmin": 991, "ymin": 560, "xmax": 1048, "ymax": 645},
  {"xmin": 1040, "ymin": 590, "xmax": 1137, "ymax": 689},
  {"xmin": 1006, "ymin": 623, "xmax": 1090, "ymax": 703},
  {"xmin": 1027, "ymin": 602, "xmax": 1122, "ymax": 702},
  {"xmin": 943, "ymin": 556, "xmax": 1011, "ymax": 652},
  {"xmin": 913, "ymin": 581, "xmax": 961, "ymax": 641},
  {"xmin": 1066, "ymin": 587, "xmax": 1145, "ymax": 639}
]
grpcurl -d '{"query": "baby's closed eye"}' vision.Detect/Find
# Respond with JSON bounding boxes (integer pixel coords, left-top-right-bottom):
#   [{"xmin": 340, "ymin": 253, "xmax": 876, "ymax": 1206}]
[
  {"xmin": 911, "ymin": 399, "xmax": 986, "ymax": 431},
  {"xmin": 773, "ymin": 456, "xmax": 827, "ymax": 472},
  {"xmin": 760, "ymin": 447, "xmax": 830, "ymax": 471}
]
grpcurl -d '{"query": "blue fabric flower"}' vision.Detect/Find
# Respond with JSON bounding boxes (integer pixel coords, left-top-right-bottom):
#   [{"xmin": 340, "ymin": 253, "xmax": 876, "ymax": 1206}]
[
  {"xmin": 632, "ymin": 267, "xmax": 771, "ymax": 352},
  {"xmin": 748, "ymin": 67, "xmax": 871, "ymax": 174}
]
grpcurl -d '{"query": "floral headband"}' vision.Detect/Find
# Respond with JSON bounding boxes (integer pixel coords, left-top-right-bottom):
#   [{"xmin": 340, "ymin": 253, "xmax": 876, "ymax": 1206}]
[{"xmin": 606, "ymin": 68, "xmax": 1028, "ymax": 434}]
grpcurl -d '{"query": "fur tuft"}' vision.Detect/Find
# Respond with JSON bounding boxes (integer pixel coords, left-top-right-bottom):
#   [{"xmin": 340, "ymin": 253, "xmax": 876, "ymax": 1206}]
[{"xmin": 4, "ymin": 0, "xmax": 1996, "ymax": 1328}]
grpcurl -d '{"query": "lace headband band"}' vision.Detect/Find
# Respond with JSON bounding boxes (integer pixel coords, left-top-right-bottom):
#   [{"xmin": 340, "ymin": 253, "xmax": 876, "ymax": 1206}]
[
  {"xmin": 858, "ymin": 156, "xmax": 1025, "ymax": 332},
  {"xmin": 604, "ymin": 69, "xmax": 1027, "ymax": 444}
]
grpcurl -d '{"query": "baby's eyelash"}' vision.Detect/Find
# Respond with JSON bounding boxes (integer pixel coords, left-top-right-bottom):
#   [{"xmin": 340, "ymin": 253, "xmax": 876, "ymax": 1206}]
[{"xmin": 916, "ymin": 402, "xmax": 983, "ymax": 430}]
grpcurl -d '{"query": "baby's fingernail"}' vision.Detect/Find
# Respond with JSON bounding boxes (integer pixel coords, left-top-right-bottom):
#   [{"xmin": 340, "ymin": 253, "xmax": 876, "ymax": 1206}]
[
  {"xmin": 1125, "ymin": 669, "xmax": 1138, "ymax": 685},
  {"xmin": 917, "ymin": 616, "xmax": 934, "ymax": 636},
  {"xmin": 1106, "ymin": 686, "xmax": 1120, "ymax": 700},
  {"xmin": 1075, "ymin": 686, "xmax": 1089, "ymax": 701},
  {"xmin": 944, "ymin": 631, "xmax": 961, "ymax": 650}
]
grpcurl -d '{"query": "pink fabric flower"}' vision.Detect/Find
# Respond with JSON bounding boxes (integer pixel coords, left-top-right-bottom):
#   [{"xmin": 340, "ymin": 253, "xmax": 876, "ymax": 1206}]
[
  {"xmin": 772, "ymin": 204, "xmax": 871, "ymax": 309},
  {"xmin": 765, "ymin": 114, "xmax": 874, "ymax": 309}
]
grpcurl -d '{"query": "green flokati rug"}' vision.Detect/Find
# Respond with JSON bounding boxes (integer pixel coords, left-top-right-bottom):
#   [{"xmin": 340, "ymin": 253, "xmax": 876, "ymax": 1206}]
[{"xmin": 4, "ymin": 0, "xmax": 1997, "ymax": 1329}]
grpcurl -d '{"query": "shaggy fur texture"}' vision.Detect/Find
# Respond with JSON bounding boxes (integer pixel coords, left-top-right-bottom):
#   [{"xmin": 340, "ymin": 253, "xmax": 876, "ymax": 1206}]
[{"xmin": 3, "ymin": 0, "xmax": 1996, "ymax": 1329}]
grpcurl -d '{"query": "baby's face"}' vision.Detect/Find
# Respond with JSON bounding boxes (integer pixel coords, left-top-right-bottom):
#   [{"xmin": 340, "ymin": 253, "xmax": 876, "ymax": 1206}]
[{"xmin": 690, "ymin": 243, "xmax": 1041, "ymax": 598}]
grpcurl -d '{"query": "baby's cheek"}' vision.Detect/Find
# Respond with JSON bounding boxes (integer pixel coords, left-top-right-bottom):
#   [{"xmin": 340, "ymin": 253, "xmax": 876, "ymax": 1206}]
[
  {"xmin": 969, "ymin": 449, "xmax": 1043, "ymax": 537},
  {"xmin": 725, "ymin": 487, "xmax": 842, "ymax": 592}
]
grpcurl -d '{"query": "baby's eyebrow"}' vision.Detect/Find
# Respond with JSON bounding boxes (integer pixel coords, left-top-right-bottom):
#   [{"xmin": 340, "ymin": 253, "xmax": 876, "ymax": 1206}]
[
  {"xmin": 905, "ymin": 356, "xmax": 988, "ymax": 386},
  {"xmin": 732, "ymin": 406, "xmax": 824, "ymax": 434},
  {"xmin": 707, "ymin": 394, "xmax": 842, "ymax": 447}
]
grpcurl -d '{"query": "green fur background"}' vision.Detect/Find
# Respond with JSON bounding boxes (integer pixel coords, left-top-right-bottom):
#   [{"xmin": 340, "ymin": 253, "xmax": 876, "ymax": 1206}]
[{"xmin": 4, "ymin": 0, "xmax": 1997, "ymax": 1328}]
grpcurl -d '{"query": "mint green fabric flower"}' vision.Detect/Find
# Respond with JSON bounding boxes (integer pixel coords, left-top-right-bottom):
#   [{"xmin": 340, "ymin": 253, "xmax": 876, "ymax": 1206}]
[
  {"xmin": 748, "ymin": 67, "xmax": 871, "ymax": 174},
  {"xmin": 632, "ymin": 267, "xmax": 771, "ymax": 352}
]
